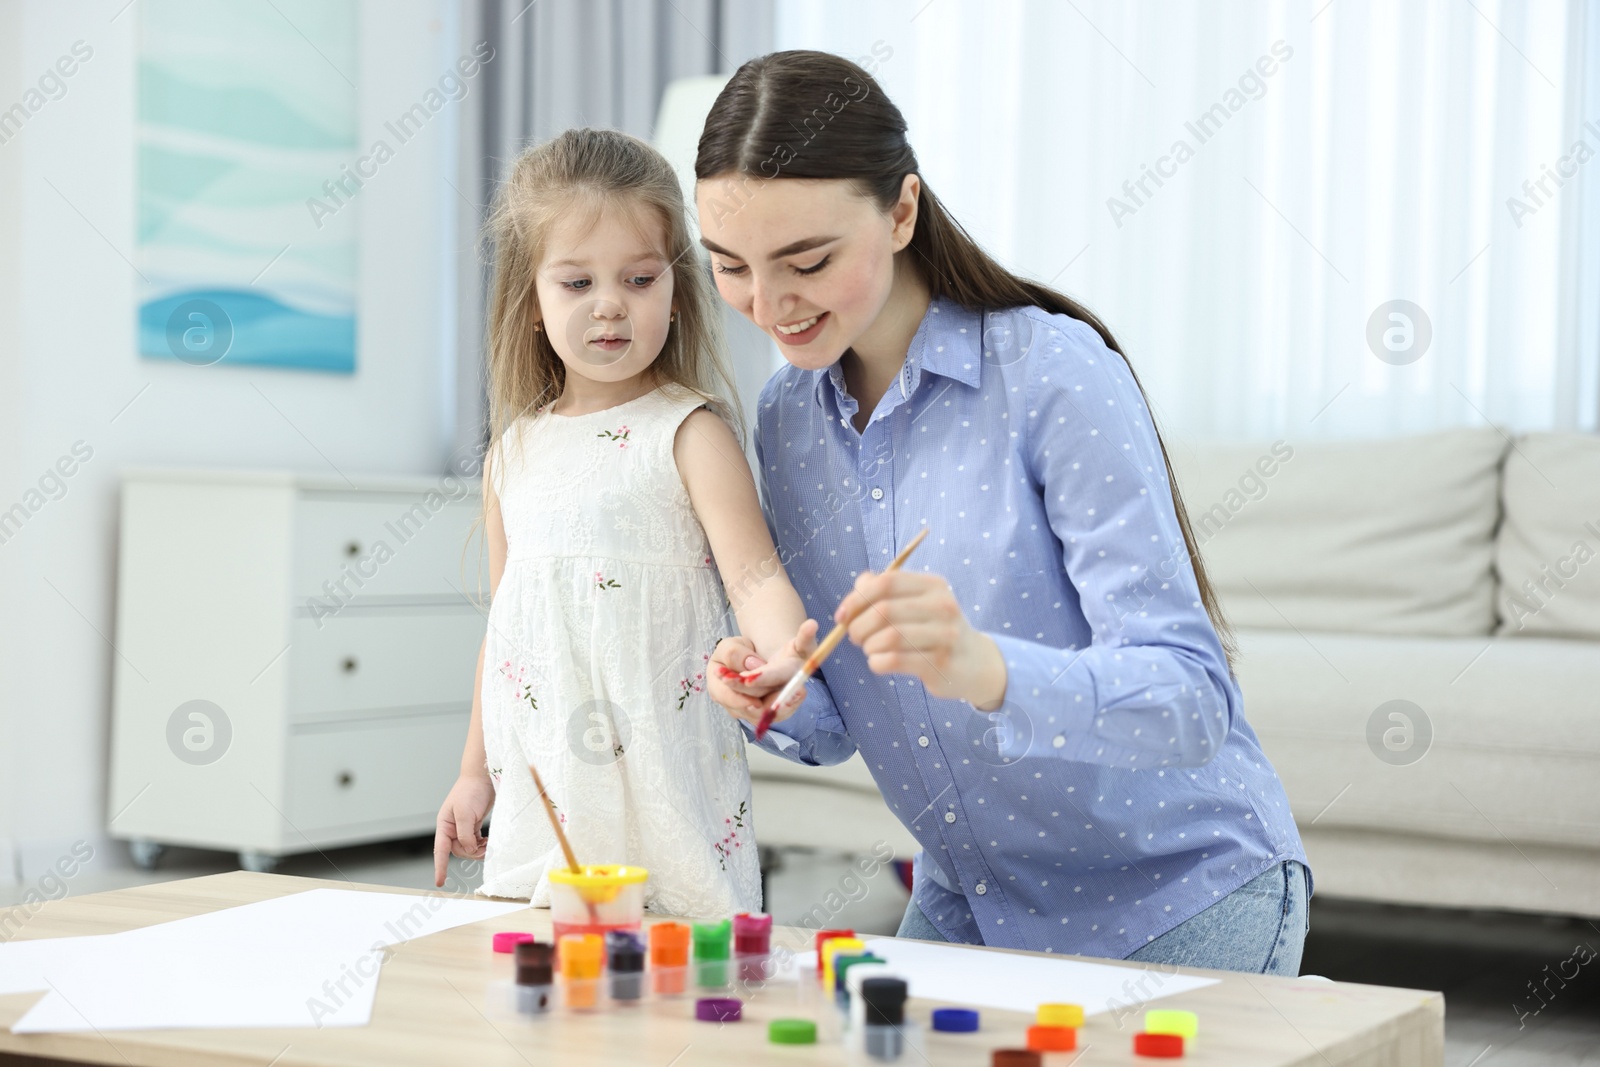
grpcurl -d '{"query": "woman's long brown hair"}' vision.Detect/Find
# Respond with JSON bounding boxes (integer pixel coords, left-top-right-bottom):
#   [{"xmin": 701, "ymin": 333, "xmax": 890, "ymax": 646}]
[{"xmin": 695, "ymin": 50, "xmax": 1236, "ymax": 672}]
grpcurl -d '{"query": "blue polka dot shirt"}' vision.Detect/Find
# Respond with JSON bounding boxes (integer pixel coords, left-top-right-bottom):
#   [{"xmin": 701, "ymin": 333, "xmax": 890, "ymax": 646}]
[{"xmin": 747, "ymin": 297, "xmax": 1309, "ymax": 960}]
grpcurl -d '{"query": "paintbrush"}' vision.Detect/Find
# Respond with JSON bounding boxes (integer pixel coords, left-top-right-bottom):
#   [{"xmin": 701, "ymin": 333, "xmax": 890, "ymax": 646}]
[
  {"xmin": 528, "ymin": 759, "xmax": 599, "ymax": 923},
  {"xmin": 528, "ymin": 760, "xmax": 581, "ymax": 875},
  {"xmin": 753, "ymin": 526, "xmax": 930, "ymax": 740}
]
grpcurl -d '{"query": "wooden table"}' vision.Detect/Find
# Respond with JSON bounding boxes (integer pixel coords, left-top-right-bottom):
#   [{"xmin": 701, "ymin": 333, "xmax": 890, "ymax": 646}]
[{"xmin": 0, "ymin": 872, "xmax": 1443, "ymax": 1066}]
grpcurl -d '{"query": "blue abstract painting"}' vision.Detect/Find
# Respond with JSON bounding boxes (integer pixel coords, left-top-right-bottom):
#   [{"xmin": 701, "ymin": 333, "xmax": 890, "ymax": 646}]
[{"xmin": 137, "ymin": 0, "xmax": 357, "ymax": 373}]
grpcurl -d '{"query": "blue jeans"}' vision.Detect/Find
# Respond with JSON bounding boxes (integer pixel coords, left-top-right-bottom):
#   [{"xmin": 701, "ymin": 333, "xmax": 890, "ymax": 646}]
[{"xmin": 895, "ymin": 859, "xmax": 1309, "ymax": 976}]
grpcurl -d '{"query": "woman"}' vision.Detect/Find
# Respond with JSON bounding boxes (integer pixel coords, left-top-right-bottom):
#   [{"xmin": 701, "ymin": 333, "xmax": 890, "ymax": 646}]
[{"xmin": 700, "ymin": 50, "xmax": 1310, "ymax": 976}]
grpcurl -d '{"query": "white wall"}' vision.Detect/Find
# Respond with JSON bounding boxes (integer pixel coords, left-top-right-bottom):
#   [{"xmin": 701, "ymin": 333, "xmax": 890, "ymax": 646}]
[
  {"xmin": 0, "ymin": 0, "xmax": 463, "ymax": 882},
  {"xmin": 1, "ymin": 0, "xmax": 25, "ymax": 886}
]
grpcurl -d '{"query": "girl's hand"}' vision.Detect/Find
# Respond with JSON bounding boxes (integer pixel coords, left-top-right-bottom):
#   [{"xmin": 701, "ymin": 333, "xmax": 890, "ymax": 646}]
[
  {"xmin": 708, "ymin": 622, "xmax": 818, "ymax": 727},
  {"xmin": 433, "ymin": 772, "xmax": 495, "ymax": 887},
  {"xmin": 833, "ymin": 570, "xmax": 1009, "ymax": 710}
]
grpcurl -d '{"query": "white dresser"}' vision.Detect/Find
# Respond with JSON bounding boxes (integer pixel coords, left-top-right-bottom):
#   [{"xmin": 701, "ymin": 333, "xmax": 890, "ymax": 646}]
[{"xmin": 107, "ymin": 469, "xmax": 487, "ymax": 872}]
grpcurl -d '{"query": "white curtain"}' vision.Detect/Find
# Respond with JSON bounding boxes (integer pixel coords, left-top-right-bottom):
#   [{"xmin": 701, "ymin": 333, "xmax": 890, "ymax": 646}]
[{"xmin": 776, "ymin": 0, "xmax": 1599, "ymax": 441}]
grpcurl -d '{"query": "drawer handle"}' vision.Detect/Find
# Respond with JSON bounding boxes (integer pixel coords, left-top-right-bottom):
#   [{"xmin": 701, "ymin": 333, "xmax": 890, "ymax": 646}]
[
  {"xmin": 337, "ymin": 771, "xmax": 355, "ymax": 789},
  {"xmin": 342, "ymin": 656, "xmax": 359, "ymax": 673},
  {"xmin": 344, "ymin": 540, "xmax": 361, "ymax": 557}
]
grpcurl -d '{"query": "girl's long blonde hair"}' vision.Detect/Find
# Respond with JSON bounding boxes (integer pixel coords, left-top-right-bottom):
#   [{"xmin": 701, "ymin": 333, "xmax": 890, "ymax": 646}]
[{"xmin": 484, "ymin": 127, "xmax": 744, "ymax": 459}]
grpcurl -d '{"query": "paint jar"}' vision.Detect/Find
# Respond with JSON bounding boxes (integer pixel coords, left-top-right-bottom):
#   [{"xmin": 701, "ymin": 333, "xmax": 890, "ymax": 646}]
[
  {"xmin": 558, "ymin": 933, "xmax": 604, "ymax": 1011},
  {"xmin": 649, "ymin": 922, "xmax": 691, "ymax": 997},
  {"xmin": 513, "ymin": 940, "xmax": 554, "ymax": 1015},
  {"xmin": 693, "ymin": 919, "xmax": 732, "ymax": 991},
  {"xmin": 813, "ymin": 929, "xmax": 855, "ymax": 977},
  {"xmin": 733, "ymin": 912, "xmax": 774, "ymax": 983},
  {"xmin": 820, "ymin": 936, "xmax": 867, "ymax": 993},
  {"xmin": 842, "ymin": 959, "xmax": 893, "ymax": 1028},
  {"xmin": 482, "ymin": 940, "xmax": 555, "ymax": 1023},
  {"xmin": 833, "ymin": 954, "xmax": 881, "ymax": 1012},
  {"xmin": 606, "ymin": 930, "xmax": 646, "ymax": 1004},
  {"xmin": 859, "ymin": 977, "xmax": 908, "ymax": 1061},
  {"xmin": 547, "ymin": 865, "xmax": 648, "ymax": 946}
]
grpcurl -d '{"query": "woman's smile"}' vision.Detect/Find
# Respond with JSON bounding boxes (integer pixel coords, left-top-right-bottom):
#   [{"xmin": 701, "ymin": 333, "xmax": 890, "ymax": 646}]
[{"xmin": 773, "ymin": 311, "xmax": 828, "ymax": 345}]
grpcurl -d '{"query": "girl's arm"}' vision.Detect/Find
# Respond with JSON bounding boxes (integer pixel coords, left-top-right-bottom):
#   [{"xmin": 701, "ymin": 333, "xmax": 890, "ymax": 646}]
[
  {"xmin": 433, "ymin": 449, "xmax": 509, "ymax": 886},
  {"xmin": 677, "ymin": 405, "xmax": 858, "ymax": 767},
  {"xmin": 674, "ymin": 406, "xmax": 808, "ymax": 678}
]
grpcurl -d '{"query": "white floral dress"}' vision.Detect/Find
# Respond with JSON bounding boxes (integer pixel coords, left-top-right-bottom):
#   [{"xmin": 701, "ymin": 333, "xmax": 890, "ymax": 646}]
[{"xmin": 476, "ymin": 383, "xmax": 760, "ymax": 917}]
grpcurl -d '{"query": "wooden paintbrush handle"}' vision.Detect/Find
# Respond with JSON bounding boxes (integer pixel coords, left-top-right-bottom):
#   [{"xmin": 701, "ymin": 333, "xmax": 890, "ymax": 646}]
[
  {"xmin": 754, "ymin": 527, "xmax": 931, "ymax": 739},
  {"xmin": 807, "ymin": 621, "xmax": 850, "ymax": 667},
  {"xmin": 811, "ymin": 526, "xmax": 929, "ymax": 662},
  {"xmin": 528, "ymin": 761, "xmax": 581, "ymax": 875}
]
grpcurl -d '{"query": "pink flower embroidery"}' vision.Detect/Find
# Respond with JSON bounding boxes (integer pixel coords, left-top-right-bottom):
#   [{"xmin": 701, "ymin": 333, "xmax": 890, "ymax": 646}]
[
  {"xmin": 595, "ymin": 571, "xmax": 620, "ymax": 591},
  {"xmin": 713, "ymin": 802, "xmax": 749, "ymax": 870},
  {"xmin": 498, "ymin": 660, "xmax": 538, "ymax": 712},
  {"xmin": 675, "ymin": 672, "xmax": 705, "ymax": 711},
  {"xmin": 597, "ymin": 425, "xmax": 630, "ymax": 448}
]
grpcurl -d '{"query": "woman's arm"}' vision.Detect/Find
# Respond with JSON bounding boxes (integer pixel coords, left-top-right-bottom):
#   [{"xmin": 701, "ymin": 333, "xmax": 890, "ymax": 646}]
[
  {"xmin": 433, "ymin": 449, "xmax": 509, "ymax": 886},
  {"xmin": 989, "ymin": 316, "xmax": 1239, "ymax": 767},
  {"xmin": 834, "ymin": 316, "xmax": 1239, "ymax": 770}
]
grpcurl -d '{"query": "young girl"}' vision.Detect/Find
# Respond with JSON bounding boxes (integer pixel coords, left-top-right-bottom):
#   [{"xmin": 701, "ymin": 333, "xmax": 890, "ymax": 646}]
[
  {"xmin": 701, "ymin": 52, "xmax": 1312, "ymax": 975},
  {"xmin": 432, "ymin": 128, "xmax": 809, "ymax": 917}
]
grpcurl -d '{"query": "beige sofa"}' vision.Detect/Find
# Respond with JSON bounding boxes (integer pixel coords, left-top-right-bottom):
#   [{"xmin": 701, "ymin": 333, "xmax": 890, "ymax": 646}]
[
  {"xmin": 750, "ymin": 427, "xmax": 1600, "ymax": 919},
  {"xmin": 1172, "ymin": 427, "xmax": 1600, "ymax": 918}
]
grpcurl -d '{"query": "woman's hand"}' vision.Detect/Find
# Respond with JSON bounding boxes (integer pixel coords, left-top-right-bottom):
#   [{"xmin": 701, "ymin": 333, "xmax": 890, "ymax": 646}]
[
  {"xmin": 833, "ymin": 569, "xmax": 1009, "ymax": 710},
  {"xmin": 708, "ymin": 621, "xmax": 818, "ymax": 727},
  {"xmin": 433, "ymin": 772, "xmax": 495, "ymax": 887}
]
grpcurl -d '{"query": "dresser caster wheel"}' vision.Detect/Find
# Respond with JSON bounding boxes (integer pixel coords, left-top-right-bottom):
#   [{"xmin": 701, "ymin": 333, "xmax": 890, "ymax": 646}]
[
  {"xmin": 129, "ymin": 840, "xmax": 166, "ymax": 871},
  {"xmin": 239, "ymin": 851, "xmax": 281, "ymax": 874}
]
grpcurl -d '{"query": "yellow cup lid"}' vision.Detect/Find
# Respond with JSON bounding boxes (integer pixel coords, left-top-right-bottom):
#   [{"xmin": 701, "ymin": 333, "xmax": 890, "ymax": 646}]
[
  {"xmin": 547, "ymin": 864, "xmax": 649, "ymax": 888},
  {"xmin": 548, "ymin": 864, "xmax": 648, "ymax": 904}
]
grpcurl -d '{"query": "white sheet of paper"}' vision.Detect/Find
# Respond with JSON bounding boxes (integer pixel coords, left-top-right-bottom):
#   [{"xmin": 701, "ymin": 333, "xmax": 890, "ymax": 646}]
[
  {"xmin": 859, "ymin": 937, "xmax": 1220, "ymax": 1015},
  {"xmin": 0, "ymin": 934, "xmax": 122, "ymax": 996},
  {"xmin": 6, "ymin": 889, "xmax": 529, "ymax": 1033}
]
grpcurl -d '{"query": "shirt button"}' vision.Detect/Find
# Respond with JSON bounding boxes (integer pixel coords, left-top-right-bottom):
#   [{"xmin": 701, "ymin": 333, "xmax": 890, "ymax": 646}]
[
  {"xmin": 870, "ymin": 487, "xmax": 884, "ymax": 500},
  {"xmin": 943, "ymin": 811, "xmax": 956, "ymax": 824},
  {"xmin": 918, "ymin": 736, "xmax": 930, "ymax": 748},
  {"xmin": 975, "ymin": 882, "xmax": 988, "ymax": 896}
]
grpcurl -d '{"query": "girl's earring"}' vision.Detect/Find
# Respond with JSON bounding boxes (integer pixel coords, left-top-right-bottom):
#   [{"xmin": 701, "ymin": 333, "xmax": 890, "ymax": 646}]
[
  {"xmin": 533, "ymin": 321, "xmax": 543, "ymax": 332},
  {"xmin": 670, "ymin": 311, "xmax": 678, "ymax": 323}
]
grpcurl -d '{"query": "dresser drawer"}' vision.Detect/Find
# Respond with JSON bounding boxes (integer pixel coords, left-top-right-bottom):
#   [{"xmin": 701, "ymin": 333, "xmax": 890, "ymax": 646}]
[
  {"xmin": 285, "ymin": 712, "xmax": 468, "ymax": 833},
  {"xmin": 287, "ymin": 610, "xmax": 483, "ymax": 721},
  {"xmin": 292, "ymin": 494, "xmax": 486, "ymax": 603}
]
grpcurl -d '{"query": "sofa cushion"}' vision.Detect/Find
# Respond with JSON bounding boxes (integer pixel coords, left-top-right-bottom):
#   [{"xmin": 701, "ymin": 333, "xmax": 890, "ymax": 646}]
[
  {"xmin": 1495, "ymin": 432, "xmax": 1600, "ymax": 640},
  {"xmin": 747, "ymin": 778, "xmax": 919, "ymax": 858},
  {"xmin": 1234, "ymin": 627, "xmax": 1600, "ymax": 850},
  {"xmin": 745, "ymin": 746, "xmax": 918, "ymax": 858},
  {"xmin": 1169, "ymin": 428, "xmax": 1507, "ymax": 636},
  {"xmin": 1298, "ymin": 827, "xmax": 1600, "ymax": 918},
  {"xmin": 745, "ymin": 744, "xmax": 884, "ymax": 794}
]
